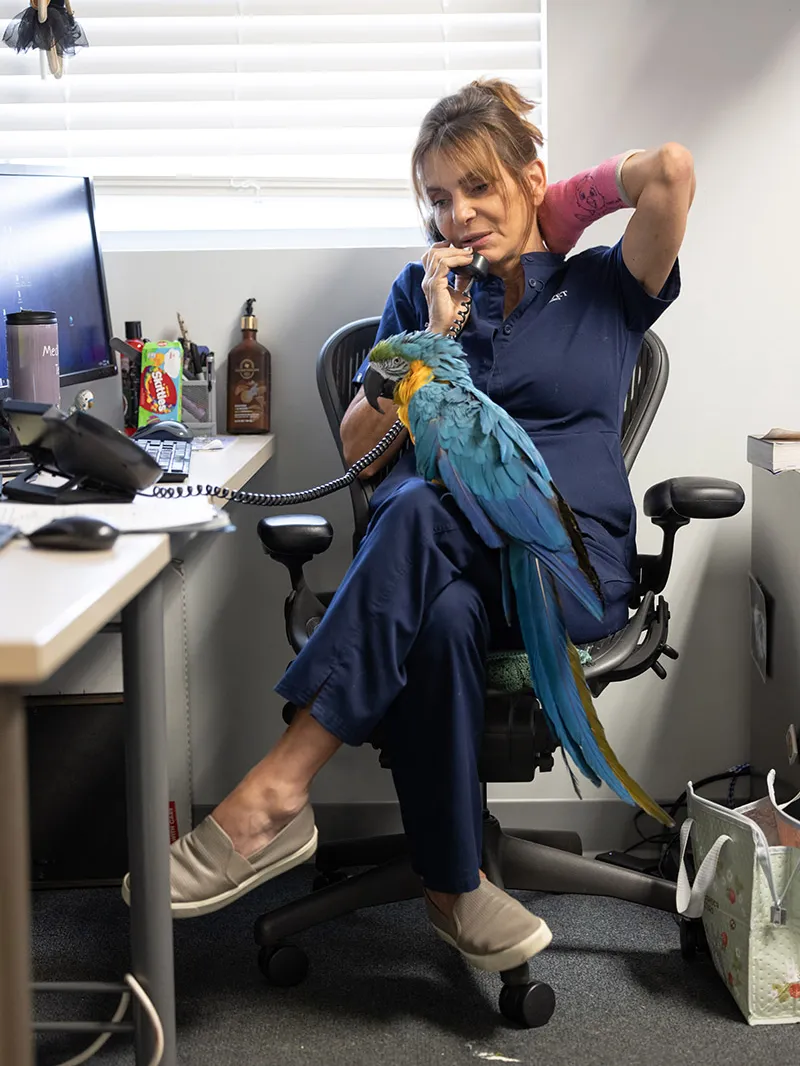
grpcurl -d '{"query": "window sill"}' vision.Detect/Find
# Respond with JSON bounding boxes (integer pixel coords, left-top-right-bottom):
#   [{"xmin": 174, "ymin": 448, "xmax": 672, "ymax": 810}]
[{"xmin": 94, "ymin": 191, "xmax": 426, "ymax": 252}]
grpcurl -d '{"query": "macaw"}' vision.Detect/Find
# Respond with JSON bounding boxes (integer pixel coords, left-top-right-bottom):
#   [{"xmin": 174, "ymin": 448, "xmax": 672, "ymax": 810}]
[{"xmin": 362, "ymin": 330, "xmax": 671, "ymax": 827}]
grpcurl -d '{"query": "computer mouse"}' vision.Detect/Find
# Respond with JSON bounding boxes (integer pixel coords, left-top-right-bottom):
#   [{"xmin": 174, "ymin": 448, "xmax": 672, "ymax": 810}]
[
  {"xmin": 27, "ymin": 516, "xmax": 120, "ymax": 552},
  {"xmin": 133, "ymin": 420, "xmax": 194, "ymax": 442}
]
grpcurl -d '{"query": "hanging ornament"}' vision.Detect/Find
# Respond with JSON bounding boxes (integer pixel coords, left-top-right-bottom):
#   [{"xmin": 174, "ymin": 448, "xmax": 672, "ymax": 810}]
[{"xmin": 3, "ymin": 0, "xmax": 89, "ymax": 80}]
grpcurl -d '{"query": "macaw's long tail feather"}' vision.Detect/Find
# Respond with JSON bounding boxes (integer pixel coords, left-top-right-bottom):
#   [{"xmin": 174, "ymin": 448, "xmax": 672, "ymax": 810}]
[
  {"xmin": 565, "ymin": 642, "xmax": 674, "ymax": 827},
  {"xmin": 509, "ymin": 543, "xmax": 673, "ymax": 828},
  {"xmin": 510, "ymin": 546, "xmax": 600, "ymax": 787}
]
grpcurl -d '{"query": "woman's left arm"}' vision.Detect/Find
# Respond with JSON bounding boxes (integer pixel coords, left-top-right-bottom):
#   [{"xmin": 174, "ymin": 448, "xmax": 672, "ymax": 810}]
[{"xmin": 620, "ymin": 144, "xmax": 696, "ymax": 296}]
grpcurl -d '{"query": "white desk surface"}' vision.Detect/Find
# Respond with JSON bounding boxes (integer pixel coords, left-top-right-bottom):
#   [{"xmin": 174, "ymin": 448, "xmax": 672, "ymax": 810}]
[
  {"xmin": 191, "ymin": 434, "xmax": 274, "ymax": 502},
  {"xmin": 0, "ymin": 434, "xmax": 274, "ymax": 685}
]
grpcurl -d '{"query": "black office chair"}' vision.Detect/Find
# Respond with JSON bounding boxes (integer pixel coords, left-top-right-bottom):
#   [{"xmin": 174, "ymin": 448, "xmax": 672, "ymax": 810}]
[{"xmin": 254, "ymin": 318, "xmax": 744, "ymax": 1027}]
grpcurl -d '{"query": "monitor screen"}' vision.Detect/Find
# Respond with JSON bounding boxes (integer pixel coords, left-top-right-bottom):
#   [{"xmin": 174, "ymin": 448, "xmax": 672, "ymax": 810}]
[{"xmin": 0, "ymin": 173, "xmax": 116, "ymax": 391}]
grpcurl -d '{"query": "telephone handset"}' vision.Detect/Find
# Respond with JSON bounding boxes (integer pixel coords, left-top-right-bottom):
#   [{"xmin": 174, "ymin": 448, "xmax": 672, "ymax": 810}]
[
  {"xmin": 454, "ymin": 251, "xmax": 490, "ymax": 287},
  {"xmin": 424, "ymin": 215, "xmax": 491, "ymax": 289},
  {"xmin": 424, "ymin": 217, "xmax": 491, "ymax": 287},
  {"xmin": 444, "ymin": 251, "xmax": 489, "ymax": 339}
]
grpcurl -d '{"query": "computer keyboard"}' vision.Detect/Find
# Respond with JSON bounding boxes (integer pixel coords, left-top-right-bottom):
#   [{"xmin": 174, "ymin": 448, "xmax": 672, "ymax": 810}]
[{"xmin": 135, "ymin": 438, "xmax": 192, "ymax": 483}]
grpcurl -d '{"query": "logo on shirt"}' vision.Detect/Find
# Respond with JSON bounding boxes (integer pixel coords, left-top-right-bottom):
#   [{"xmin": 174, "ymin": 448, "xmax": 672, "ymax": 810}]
[{"xmin": 549, "ymin": 290, "xmax": 568, "ymax": 303}]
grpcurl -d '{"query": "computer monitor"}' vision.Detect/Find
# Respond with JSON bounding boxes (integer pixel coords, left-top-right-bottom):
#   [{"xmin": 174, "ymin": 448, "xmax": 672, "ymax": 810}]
[{"xmin": 0, "ymin": 169, "xmax": 117, "ymax": 403}]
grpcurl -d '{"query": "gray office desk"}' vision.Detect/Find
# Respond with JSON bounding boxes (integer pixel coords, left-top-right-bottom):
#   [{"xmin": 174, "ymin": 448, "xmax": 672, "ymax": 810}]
[{"xmin": 0, "ymin": 435, "xmax": 273, "ymax": 1066}]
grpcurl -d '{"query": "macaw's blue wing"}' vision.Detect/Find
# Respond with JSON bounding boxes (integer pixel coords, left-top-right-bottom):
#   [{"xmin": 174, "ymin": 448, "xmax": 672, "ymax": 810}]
[
  {"xmin": 413, "ymin": 388, "xmax": 506, "ymax": 552},
  {"xmin": 410, "ymin": 384, "xmax": 602, "ymax": 621}
]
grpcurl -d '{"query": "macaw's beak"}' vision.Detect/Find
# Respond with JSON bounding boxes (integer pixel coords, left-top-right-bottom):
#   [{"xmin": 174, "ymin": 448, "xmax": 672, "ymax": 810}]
[{"xmin": 363, "ymin": 364, "xmax": 394, "ymax": 411}]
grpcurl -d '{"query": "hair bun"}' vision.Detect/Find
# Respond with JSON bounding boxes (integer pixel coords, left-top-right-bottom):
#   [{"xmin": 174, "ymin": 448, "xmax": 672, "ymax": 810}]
[{"xmin": 470, "ymin": 78, "xmax": 535, "ymax": 121}]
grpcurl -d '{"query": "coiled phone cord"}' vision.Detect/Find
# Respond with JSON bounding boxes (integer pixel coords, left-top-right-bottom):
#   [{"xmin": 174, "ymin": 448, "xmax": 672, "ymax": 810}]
[
  {"xmin": 147, "ymin": 270, "xmax": 480, "ymax": 507},
  {"xmin": 446, "ymin": 290, "xmax": 473, "ymax": 340},
  {"xmin": 148, "ymin": 417, "xmax": 406, "ymax": 506}
]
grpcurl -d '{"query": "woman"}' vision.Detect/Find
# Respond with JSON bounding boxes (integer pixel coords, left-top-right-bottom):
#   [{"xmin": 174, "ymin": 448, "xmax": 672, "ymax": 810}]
[{"xmin": 124, "ymin": 80, "xmax": 694, "ymax": 974}]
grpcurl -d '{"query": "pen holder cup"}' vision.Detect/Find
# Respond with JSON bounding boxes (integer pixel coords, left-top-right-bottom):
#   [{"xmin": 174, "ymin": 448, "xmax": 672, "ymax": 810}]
[{"xmin": 181, "ymin": 370, "xmax": 217, "ymax": 437}]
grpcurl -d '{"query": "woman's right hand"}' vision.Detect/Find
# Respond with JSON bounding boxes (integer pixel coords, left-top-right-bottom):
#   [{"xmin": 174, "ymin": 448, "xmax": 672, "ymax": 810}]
[{"xmin": 421, "ymin": 241, "xmax": 476, "ymax": 334}]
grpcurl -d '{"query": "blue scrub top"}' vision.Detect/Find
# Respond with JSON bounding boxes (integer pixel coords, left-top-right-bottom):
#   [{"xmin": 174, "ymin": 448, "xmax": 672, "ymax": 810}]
[{"xmin": 354, "ymin": 239, "xmax": 680, "ymax": 609}]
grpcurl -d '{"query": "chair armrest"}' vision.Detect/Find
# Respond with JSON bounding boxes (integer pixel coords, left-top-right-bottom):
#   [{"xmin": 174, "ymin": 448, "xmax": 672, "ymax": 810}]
[
  {"xmin": 257, "ymin": 515, "xmax": 333, "ymax": 653},
  {"xmin": 643, "ymin": 477, "xmax": 745, "ymax": 522},
  {"xmin": 257, "ymin": 514, "xmax": 334, "ymax": 558},
  {"xmin": 257, "ymin": 513, "xmax": 332, "ymax": 594},
  {"xmin": 638, "ymin": 477, "xmax": 745, "ymax": 596}
]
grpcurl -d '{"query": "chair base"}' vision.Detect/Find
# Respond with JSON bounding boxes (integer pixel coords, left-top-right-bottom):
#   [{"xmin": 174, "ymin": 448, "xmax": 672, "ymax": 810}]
[
  {"xmin": 253, "ymin": 810, "xmax": 676, "ymax": 1029},
  {"xmin": 254, "ymin": 813, "xmax": 675, "ymax": 948}
]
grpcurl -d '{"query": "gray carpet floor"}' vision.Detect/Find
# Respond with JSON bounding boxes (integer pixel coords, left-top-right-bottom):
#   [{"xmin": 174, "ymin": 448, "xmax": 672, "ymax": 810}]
[{"xmin": 31, "ymin": 869, "xmax": 798, "ymax": 1066}]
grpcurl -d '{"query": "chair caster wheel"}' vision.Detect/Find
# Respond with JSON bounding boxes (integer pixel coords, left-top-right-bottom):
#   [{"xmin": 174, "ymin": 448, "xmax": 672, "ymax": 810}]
[
  {"xmin": 312, "ymin": 870, "xmax": 349, "ymax": 892},
  {"xmin": 499, "ymin": 980, "xmax": 556, "ymax": 1028},
  {"xmin": 679, "ymin": 918, "xmax": 708, "ymax": 960},
  {"xmin": 258, "ymin": 943, "xmax": 309, "ymax": 986}
]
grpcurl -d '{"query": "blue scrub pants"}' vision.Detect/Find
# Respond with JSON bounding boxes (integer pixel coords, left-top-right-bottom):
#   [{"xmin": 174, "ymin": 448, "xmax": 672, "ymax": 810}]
[{"xmin": 275, "ymin": 476, "xmax": 622, "ymax": 894}]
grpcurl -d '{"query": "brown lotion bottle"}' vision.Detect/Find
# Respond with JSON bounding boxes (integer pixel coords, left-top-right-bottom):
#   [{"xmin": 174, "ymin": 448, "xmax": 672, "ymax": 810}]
[{"xmin": 226, "ymin": 297, "xmax": 271, "ymax": 433}]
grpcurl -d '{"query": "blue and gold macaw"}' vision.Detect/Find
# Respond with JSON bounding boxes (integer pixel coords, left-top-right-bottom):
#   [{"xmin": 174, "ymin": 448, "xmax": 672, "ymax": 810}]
[{"xmin": 363, "ymin": 330, "xmax": 671, "ymax": 827}]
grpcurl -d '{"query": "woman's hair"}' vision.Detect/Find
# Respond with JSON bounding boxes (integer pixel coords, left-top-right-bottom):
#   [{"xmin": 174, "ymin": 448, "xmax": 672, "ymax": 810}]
[{"xmin": 411, "ymin": 79, "xmax": 544, "ymax": 244}]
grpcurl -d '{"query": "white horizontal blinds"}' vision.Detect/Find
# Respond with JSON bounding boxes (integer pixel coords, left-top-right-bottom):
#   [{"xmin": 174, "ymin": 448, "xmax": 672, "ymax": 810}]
[{"xmin": 0, "ymin": 0, "xmax": 543, "ymax": 187}]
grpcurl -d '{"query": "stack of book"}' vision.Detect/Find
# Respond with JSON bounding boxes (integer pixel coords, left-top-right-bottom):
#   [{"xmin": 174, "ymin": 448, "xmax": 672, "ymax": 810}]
[{"xmin": 747, "ymin": 429, "xmax": 800, "ymax": 474}]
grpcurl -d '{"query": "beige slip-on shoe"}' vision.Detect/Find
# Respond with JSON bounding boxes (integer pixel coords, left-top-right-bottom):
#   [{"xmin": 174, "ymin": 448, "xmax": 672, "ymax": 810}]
[
  {"xmin": 122, "ymin": 805, "xmax": 318, "ymax": 918},
  {"xmin": 425, "ymin": 878, "xmax": 552, "ymax": 972}
]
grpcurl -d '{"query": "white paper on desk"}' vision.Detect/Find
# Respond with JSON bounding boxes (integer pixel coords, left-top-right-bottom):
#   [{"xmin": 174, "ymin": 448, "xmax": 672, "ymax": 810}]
[
  {"xmin": 0, "ymin": 494, "xmax": 225, "ymax": 535},
  {"xmin": 191, "ymin": 436, "xmax": 236, "ymax": 452}
]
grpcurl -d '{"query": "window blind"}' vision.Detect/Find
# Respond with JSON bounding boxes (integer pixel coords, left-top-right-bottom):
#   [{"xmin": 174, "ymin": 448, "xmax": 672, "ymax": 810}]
[{"xmin": 0, "ymin": 0, "xmax": 544, "ymax": 191}]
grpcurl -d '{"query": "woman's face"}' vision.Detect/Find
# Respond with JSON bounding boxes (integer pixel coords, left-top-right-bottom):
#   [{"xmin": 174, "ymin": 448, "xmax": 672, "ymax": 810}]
[{"xmin": 423, "ymin": 151, "xmax": 546, "ymax": 268}]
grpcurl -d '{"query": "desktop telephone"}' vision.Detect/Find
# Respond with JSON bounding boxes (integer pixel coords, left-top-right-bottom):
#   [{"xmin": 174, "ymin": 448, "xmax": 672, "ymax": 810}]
[
  {"xmin": 0, "ymin": 399, "xmax": 162, "ymax": 504},
  {"xmin": 0, "ymin": 260, "xmax": 490, "ymax": 509},
  {"xmin": 0, "ymin": 396, "xmax": 404, "ymax": 510}
]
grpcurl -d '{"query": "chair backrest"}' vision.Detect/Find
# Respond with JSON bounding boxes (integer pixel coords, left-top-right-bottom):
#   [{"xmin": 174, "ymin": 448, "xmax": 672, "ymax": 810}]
[{"xmin": 316, "ymin": 318, "xmax": 669, "ymax": 547}]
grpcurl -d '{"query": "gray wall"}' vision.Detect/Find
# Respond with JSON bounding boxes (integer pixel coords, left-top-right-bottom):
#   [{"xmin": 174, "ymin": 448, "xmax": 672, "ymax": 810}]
[{"xmin": 99, "ymin": 0, "xmax": 800, "ymax": 837}]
